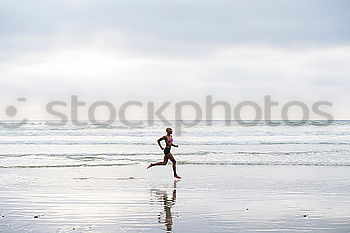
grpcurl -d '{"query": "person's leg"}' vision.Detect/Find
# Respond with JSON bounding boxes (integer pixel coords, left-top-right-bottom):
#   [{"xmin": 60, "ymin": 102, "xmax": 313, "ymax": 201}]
[
  {"xmin": 166, "ymin": 153, "xmax": 181, "ymax": 178},
  {"xmin": 147, "ymin": 156, "xmax": 168, "ymax": 168}
]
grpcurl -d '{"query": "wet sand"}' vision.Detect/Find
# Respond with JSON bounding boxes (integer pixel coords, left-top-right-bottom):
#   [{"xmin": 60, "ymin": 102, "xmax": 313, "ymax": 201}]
[{"xmin": 0, "ymin": 165, "xmax": 350, "ymax": 232}]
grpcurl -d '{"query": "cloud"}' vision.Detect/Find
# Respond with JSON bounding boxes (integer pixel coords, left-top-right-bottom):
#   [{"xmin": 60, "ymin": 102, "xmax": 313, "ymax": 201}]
[
  {"xmin": 0, "ymin": 0, "xmax": 349, "ymax": 119},
  {"xmin": 1, "ymin": 0, "xmax": 350, "ymax": 50}
]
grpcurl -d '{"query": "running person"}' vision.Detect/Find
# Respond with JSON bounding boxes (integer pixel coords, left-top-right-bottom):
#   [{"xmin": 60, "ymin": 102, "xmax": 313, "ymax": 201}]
[{"xmin": 147, "ymin": 128, "xmax": 181, "ymax": 179}]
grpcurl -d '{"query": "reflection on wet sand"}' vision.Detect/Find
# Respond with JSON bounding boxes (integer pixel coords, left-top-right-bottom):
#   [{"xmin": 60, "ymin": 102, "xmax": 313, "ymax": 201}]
[{"xmin": 150, "ymin": 181, "xmax": 178, "ymax": 232}]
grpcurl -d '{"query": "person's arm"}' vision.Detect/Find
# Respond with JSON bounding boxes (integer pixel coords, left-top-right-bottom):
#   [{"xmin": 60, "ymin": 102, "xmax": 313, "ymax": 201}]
[
  {"xmin": 172, "ymin": 143, "xmax": 178, "ymax": 147},
  {"xmin": 157, "ymin": 136, "xmax": 165, "ymax": 150}
]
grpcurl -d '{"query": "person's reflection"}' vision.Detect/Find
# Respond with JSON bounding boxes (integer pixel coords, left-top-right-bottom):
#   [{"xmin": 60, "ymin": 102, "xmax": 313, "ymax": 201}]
[{"xmin": 150, "ymin": 180, "xmax": 178, "ymax": 232}]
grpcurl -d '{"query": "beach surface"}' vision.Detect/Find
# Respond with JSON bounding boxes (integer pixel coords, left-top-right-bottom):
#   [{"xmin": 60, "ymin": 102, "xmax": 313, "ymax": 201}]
[
  {"xmin": 1, "ymin": 165, "xmax": 349, "ymax": 233},
  {"xmin": 1, "ymin": 120, "xmax": 350, "ymax": 232}
]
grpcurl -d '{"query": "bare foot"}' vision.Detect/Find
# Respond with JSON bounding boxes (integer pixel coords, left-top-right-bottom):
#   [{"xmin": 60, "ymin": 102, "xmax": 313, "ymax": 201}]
[
  {"xmin": 147, "ymin": 163, "xmax": 153, "ymax": 169},
  {"xmin": 174, "ymin": 175, "xmax": 181, "ymax": 179}
]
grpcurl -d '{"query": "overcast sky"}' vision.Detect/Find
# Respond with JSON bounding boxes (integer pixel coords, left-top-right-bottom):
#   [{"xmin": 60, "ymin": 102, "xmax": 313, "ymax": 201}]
[{"xmin": 0, "ymin": 0, "xmax": 349, "ymax": 120}]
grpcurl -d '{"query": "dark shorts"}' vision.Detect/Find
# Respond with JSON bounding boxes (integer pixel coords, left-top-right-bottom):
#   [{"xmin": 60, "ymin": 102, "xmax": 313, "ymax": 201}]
[{"xmin": 163, "ymin": 148, "xmax": 171, "ymax": 155}]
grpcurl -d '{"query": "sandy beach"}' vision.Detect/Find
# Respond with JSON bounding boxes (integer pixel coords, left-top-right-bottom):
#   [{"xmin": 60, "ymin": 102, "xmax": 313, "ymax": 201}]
[{"xmin": 1, "ymin": 164, "xmax": 349, "ymax": 232}]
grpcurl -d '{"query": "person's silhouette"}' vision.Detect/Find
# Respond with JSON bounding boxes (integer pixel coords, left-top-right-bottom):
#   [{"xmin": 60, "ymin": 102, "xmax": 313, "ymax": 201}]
[
  {"xmin": 150, "ymin": 181, "xmax": 178, "ymax": 232},
  {"xmin": 147, "ymin": 128, "xmax": 181, "ymax": 179}
]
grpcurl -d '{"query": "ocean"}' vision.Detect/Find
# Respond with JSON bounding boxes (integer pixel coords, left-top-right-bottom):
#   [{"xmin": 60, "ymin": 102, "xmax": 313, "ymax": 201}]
[{"xmin": 0, "ymin": 120, "xmax": 350, "ymax": 168}]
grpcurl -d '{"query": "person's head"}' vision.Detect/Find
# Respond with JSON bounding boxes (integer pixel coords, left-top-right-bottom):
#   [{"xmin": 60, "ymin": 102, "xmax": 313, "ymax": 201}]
[{"xmin": 166, "ymin": 128, "xmax": 173, "ymax": 134}]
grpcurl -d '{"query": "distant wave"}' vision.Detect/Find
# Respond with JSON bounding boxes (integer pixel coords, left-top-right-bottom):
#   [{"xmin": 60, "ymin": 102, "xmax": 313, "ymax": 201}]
[
  {"xmin": 0, "ymin": 141, "xmax": 350, "ymax": 145},
  {"xmin": 177, "ymin": 161, "xmax": 350, "ymax": 166},
  {"xmin": 1, "ymin": 161, "xmax": 349, "ymax": 168},
  {"xmin": 0, "ymin": 150, "xmax": 348, "ymax": 158},
  {"xmin": 0, "ymin": 163, "xmax": 138, "ymax": 169}
]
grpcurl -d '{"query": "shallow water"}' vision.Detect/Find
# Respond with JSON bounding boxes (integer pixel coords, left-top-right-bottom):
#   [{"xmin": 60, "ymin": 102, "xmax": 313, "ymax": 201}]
[{"xmin": 0, "ymin": 165, "xmax": 349, "ymax": 232}]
